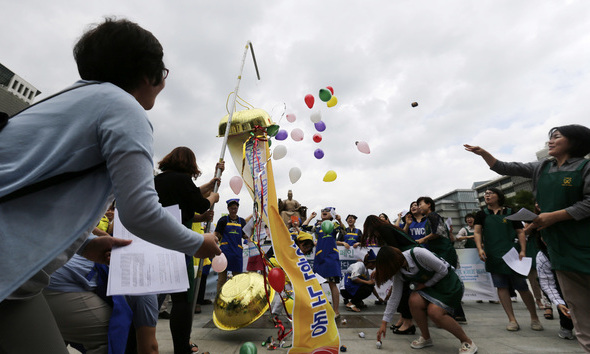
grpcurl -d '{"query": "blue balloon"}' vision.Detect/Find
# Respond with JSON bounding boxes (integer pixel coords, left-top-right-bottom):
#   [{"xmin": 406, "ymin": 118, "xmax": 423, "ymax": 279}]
[
  {"xmin": 314, "ymin": 121, "xmax": 326, "ymax": 132},
  {"xmin": 275, "ymin": 129, "xmax": 288, "ymax": 141},
  {"xmin": 314, "ymin": 148, "xmax": 324, "ymax": 159}
]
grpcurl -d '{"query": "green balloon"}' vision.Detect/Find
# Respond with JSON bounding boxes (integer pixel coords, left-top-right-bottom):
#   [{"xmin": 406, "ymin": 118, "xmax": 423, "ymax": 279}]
[
  {"xmin": 240, "ymin": 342, "xmax": 257, "ymax": 354},
  {"xmin": 319, "ymin": 88, "xmax": 332, "ymax": 102},
  {"xmin": 268, "ymin": 139, "xmax": 272, "ymax": 147},
  {"xmin": 321, "ymin": 220, "xmax": 334, "ymax": 234},
  {"xmin": 266, "ymin": 124, "xmax": 279, "ymax": 137}
]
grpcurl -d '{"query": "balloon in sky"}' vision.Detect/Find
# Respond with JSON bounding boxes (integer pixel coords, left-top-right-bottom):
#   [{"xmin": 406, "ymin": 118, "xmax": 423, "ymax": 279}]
[
  {"xmin": 313, "ymin": 133, "xmax": 322, "ymax": 143},
  {"xmin": 304, "ymin": 94, "xmax": 314, "ymax": 109},
  {"xmin": 314, "ymin": 121, "xmax": 326, "ymax": 132},
  {"xmin": 229, "ymin": 176, "xmax": 243, "ymax": 194},
  {"xmin": 275, "ymin": 129, "xmax": 288, "ymax": 141},
  {"xmin": 291, "ymin": 128, "xmax": 304, "ymax": 141},
  {"xmin": 314, "ymin": 148, "xmax": 324, "ymax": 159},
  {"xmin": 266, "ymin": 124, "xmax": 279, "ymax": 137},
  {"xmin": 310, "ymin": 110, "xmax": 322, "ymax": 123},
  {"xmin": 273, "ymin": 145, "xmax": 287, "ymax": 160},
  {"xmin": 321, "ymin": 220, "xmax": 335, "ymax": 234},
  {"xmin": 211, "ymin": 253, "xmax": 227, "ymax": 272},
  {"xmin": 268, "ymin": 268, "xmax": 285, "ymax": 292},
  {"xmin": 326, "ymin": 86, "xmax": 334, "ymax": 95},
  {"xmin": 355, "ymin": 141, "xmax": 370, "ymax": 154},
  {"xmin": 411, "ymin": 102, "xmax": 418, "ymax": 107},
  {"xmin": 239, "ymin": 342, "xmax": 257, "ymax": 354},
  {"xmin": 286, "ymin": 113, "xmax": 296, "ymax": 123},
  {"xmin": 326, "ymin": 95, "xmax": 338, "ymax": 107},
  {"xmin": 319, "ymin": 88, "xmax": 332, "ymax": 102},
  {"xmin": 323, "ymin": 170, "xmax": 337, "ymax": 182},
  {"xmin": 289, "ymin": 167, "xmax": 302, "ymax": 184}
]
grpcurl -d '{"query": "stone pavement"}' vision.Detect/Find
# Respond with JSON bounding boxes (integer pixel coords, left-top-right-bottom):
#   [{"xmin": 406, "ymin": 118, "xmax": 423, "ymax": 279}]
[{"xmin": 151, "ymin": 298, "xmax": 584, "ymax": 354}]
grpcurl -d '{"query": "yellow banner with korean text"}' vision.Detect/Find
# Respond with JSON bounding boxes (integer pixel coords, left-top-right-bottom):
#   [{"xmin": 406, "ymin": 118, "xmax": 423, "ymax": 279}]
[{"xmin": 223, "ymin": 113, "xmax": 340, "ymax": 353}]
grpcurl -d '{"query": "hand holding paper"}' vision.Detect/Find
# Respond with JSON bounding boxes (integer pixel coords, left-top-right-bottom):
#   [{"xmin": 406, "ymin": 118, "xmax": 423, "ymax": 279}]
[{"xmin": 502, "ymin": 247, "xmax": 532, "ymax": 276}]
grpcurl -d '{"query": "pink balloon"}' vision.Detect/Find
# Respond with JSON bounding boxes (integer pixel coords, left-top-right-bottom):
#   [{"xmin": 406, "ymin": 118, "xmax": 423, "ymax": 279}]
[
  {"xmin": 211, "ymin": 253, "xmax": 227, "ymax": 272},
  {"xmin": 304, "ymin": 94, "xmax": 314, "ymax": 109},
  {"xmin": 229, "ymin": 176, "xmax": 243, "ymax": 195},
  {"xmin": 356, "ymin": 141, "xmax": 370, "ymax": 154},
  {"xmin": 291, "ymin": 128, "xmax": 304, "ymax": 141},
  {"xmin": 286, "ymin": 113, "xmax": 296, "ymax": 123}
]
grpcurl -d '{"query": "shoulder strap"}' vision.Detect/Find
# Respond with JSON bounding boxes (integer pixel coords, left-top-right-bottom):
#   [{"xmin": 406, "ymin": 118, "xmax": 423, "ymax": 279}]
[{"xmin": 0, "ymin": 162, "xmax": 107, "ymax": 204}]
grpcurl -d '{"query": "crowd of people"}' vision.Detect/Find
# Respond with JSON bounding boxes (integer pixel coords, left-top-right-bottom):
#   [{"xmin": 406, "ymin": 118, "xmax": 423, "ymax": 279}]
[{"xmin": 0, "ymin": 15, "xmax": 588, "ymax": 354}]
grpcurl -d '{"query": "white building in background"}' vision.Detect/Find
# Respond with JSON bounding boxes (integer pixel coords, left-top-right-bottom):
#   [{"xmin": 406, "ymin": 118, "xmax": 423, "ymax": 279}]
[{"xmin": 0, "ymin": 62, "xmax": 41, "ymax": 116}]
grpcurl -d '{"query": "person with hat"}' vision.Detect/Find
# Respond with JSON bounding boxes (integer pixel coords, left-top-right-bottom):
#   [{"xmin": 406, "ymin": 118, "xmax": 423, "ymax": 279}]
[
  {"xmin": 302, "ymin": 207, "xmax": 344, "ymax": 318},
  {"xmin": 215, "ymin": 199, "xmax": 247, "ymax": 292},
  {"xmin": 341, "ymin": 249, "xmax": 383, "ymax": 312},
  {"xmin": 337, "ymin": 214, "xmax": 363, "ymax": 249}
]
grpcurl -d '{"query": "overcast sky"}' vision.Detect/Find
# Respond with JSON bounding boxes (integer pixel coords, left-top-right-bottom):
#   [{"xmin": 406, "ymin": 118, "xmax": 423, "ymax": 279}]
[{"xmin": 2, "ymin": 1, "xmax": 590, "ymax": 226}]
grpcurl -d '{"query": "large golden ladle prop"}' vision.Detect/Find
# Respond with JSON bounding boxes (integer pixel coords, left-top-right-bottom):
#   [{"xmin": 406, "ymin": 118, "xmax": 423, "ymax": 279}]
[{"xmin": 190, "ymin": 41, "xmax": 260, "ymax": 319}]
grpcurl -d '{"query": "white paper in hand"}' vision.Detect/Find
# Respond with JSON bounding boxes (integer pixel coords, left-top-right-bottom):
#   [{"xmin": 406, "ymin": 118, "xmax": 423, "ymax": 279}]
[
  {"xmin": 502, "ymin": 247, "xmax": 532, "ymax": 276},
  {"xmin": 107, "ymin": 205, "xmax": 189, "ymax": 296}
]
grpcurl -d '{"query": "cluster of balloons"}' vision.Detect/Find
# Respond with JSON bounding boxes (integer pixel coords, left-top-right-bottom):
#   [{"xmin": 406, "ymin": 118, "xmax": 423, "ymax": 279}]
[{"xmin": 304, "ymin": 86, "xmax": 338, "ymax": 109}]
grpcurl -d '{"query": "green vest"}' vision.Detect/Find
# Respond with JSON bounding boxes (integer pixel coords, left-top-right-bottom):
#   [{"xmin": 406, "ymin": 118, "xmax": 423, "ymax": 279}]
[
  {"xmin": 403, "ymin": 249, "xmax": 463, "ymax": 313},
  {"xmin": 425, "ymin": 213, "xmax": 458, "ymax": 267},
  {"xmin": 482, "ymin": 207, "xmax": 517, "ymax": 275},
  {"xmin": 536, "ymin": 159, "xmax": 590, "ymax": 273}
]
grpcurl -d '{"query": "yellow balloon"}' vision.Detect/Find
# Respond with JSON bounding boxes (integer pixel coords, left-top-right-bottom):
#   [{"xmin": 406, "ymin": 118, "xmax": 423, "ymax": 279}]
[
  {"xmin": 323, "ymin": 170, "xmax": 337, "ymax": 182},
  {"xmin": 285, "ymin": 298, "xmax": 294, "ymax": 315},
  {"xmin": 326, "ymin": 95, "xmax": 338, "ymax": 107}
]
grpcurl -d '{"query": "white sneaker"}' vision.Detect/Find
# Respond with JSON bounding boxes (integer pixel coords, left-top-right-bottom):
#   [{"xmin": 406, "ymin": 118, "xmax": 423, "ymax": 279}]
[
  {"xmin": 410, "ymin": 336, "xmax": 433, "ymax": 349},
  {"xmin": 558, "ymin": 327, "xmax": 575, "ymax": 340},
  {"xmin": 459, "ymin": 341, "xmax": 478, "ymax": 354}
]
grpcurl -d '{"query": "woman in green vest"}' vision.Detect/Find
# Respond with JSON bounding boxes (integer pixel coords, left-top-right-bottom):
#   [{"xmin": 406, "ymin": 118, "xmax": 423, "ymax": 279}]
[
  {"xmin": 473, "ymin": 187, "xmax": 542, "ymax": 332},
  {"xmin": 465, "ymin": 124, "xmax": 590, "ymax": 350}
]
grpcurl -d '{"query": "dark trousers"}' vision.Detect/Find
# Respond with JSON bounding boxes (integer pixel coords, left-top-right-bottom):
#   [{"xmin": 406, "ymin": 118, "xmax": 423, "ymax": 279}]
[{"xmin": 341, "ymin": 284, "xmax": 374, "ymax": 307}]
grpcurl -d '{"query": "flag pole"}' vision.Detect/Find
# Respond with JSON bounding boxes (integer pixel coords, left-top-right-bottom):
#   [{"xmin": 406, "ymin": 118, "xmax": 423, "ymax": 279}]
[{"xmin": 190, "ymin": 41, "xmax": 260, "ymax": 318}]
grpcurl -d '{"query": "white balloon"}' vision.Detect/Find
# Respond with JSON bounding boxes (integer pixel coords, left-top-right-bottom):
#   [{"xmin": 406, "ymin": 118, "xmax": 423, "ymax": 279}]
[
  {"xmin": 289, "ymin": 167, "xmax": 301, "ymax": 184},
  {"xmin": 310, "ymin": 110, "xmax": 322, "ymax": 123},
  {"xmin": 291, "ymin": 128, "xmax": 304, "ymax": 141},
  {"xmin": 286, "ymin": 113, "xmax": 296, "ymax": 123},
  {"xmin": 273, "ymin": 145, "xmax": 287, "ymax": 160}
]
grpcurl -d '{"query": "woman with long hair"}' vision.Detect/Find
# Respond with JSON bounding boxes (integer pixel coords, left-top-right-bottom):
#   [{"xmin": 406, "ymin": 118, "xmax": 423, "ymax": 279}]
[
  {"xmin": 155, "ymin": 146, "xmax": 223, "ymax": 354},
  {"xmin": 361, "ymin": 215, "xmax": 417, "ymax": 334},
  {"xmin": 375, "ymin": 246, "xmax": 477, "ymax": 353}
]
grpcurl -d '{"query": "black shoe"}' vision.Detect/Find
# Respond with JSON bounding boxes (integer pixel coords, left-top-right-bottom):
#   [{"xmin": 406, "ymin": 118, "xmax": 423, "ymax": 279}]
[
  {"xmin": 393, "ymin": 325, "xmax": 416, "ymax": 335},
  {"xmin": 158, "ymin": 311, "xmax": 171, "ymax": 319},
  {"xmin": 454, "ymin": 316, "xmax": 467, "ymax": 324},
  {"xmin": 390, "ymin": 323, "xmax": 401, "ymax": 330}
]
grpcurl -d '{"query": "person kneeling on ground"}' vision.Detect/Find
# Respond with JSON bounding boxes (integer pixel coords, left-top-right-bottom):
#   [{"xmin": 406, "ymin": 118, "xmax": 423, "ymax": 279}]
[{"xmin": 341, "ymin": 249, "xmax": 383, "ymax": 312}]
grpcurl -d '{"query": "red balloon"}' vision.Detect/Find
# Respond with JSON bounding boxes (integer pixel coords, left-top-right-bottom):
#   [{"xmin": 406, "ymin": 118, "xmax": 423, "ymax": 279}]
[
  {"xmin": 268, "ymin": 268, "xmax": 285, "ymax": 292},
  {"xmin": 304, "ymin": 94, "xmax": 314, "ymax": 109},
  {"xmin": 313, "ymin": 133, "xmax": 322, "ymax": 143},
  {"xmin": 326, "ymin": 86, "xmax": 334, "ymax": 95}
]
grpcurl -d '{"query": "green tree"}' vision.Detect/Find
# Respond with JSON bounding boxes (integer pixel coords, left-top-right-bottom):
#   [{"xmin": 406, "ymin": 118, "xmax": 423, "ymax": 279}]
[{"xmin": 506, "ymin": 190, "xmax": 535, "ymax": 211}]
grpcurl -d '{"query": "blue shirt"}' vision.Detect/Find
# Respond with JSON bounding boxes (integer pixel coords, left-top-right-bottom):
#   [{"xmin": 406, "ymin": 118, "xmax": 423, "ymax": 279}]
[{"xmin": 0, "ymin": 81, "xmax": 204, "ymax": 300}]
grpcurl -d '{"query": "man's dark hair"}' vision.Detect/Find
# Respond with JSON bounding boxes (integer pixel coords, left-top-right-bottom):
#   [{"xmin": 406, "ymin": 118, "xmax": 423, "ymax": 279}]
[
  {"xmin": 417, "ymin": 196, "xmax": 435, "ymax": 212},
  {"xmin": 73, "ymin": 18, "xmax": 165, "ymax": 92},
  {"xmin": 549, "ymin": 124, "xmax": 590, "ymax": 158}
]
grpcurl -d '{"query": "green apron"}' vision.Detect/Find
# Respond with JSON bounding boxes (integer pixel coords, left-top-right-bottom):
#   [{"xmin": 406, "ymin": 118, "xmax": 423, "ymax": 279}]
[
  {"xmin": 403, "ymin": 248, "xmax": 463, "ymax": 314},
  {"xmin": 482, "ymin": 207, "xmax": 516, "ymax": 275},
  {"xmin": 425, "ymin": 213, "xmax": 458, "ymax": 267},
  {"xmin": 536, "ymin": 159, "xmax": 590, "ymax": 273},
  {"xmin": 463, "ymin": 227, "xmax": 477, "ymax": 249}
]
